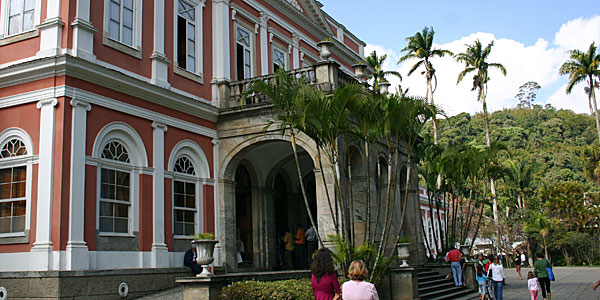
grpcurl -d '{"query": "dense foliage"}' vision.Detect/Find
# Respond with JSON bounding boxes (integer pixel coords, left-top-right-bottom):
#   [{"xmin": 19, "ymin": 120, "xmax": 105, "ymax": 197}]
[
  {"xmin": 220, "ymin": 278, "xmax": 315, "ymax": 300},
  {"xmin": 424, "ymin": 104, "xmax": 600, "ymax": 265}
]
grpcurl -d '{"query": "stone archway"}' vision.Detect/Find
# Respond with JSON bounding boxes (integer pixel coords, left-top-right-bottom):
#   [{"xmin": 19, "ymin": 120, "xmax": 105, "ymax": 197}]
[{"xmin": 217, "ymin": 135, "xmax": 322, "ymax": 271}]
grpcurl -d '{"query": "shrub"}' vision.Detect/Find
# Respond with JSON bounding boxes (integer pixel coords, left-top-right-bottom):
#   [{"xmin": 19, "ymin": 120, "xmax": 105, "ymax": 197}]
[{"xmin": 220, "ymin": 278, "xmax": 314, "ymax": 300}]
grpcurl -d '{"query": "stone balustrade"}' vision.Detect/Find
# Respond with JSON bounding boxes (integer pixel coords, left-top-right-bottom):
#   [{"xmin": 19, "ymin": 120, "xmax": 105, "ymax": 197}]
[{"xmin": 223, "ymin": 61, "xmax": 357, "ymax": 109}]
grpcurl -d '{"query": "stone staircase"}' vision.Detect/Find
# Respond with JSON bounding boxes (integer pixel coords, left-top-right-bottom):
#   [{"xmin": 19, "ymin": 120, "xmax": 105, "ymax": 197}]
[{"xmin": 417, "ymin": 269, "xmax": 480, "ymax": 300}]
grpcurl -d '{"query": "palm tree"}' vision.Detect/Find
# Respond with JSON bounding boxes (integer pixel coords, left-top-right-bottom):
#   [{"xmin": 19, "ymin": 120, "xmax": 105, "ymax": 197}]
[
  {"xmin": 244, "ymin": 69, "xmax": 324, "ymax": 247},
  {"xmin": 559, "ymin": 42, "xmax": 600, "ymax": 144},
  {"xmin": 455, "ymin": 40, "xmax": 506, "ymax": 231},
  {"xmin": 365, "ymin": 50, "xmax": 402, "ymax": 91},
  {"xmin": 523, "ymin": 211, "xmax": 558, "ymax": 259},
  {"xmin": 399, "ymin": 26, "xmax": 453, "ymax": 144}
]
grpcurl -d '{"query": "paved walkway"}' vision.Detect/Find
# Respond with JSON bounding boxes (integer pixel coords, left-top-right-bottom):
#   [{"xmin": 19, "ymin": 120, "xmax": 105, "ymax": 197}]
[
  {"xmin": 500, "ymin": 267, "xmax": 600, "ymax": 300},
  {"xmin": 135, "ymin": 267, "xmax": 600, "ymax": 299}
]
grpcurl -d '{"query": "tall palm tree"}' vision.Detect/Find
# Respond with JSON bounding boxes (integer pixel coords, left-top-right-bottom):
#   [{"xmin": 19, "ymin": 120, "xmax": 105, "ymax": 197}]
[
  {"xmin": 398, "ymin": 26, "xmax": 453, "ymax": 144},
  {"xmin": 365, "ymin": 50, "xmax": 402, "ymax": 91},
  {"xmin": 559, "ymin": 42, "xmax": 600, "ymax": 144},
  {"xmin": 244, "ymin": 69, "xmax": 324, "ymax": 247},
  {"xmin": 455, "ymin": 39, "xmax": 506, "ymax": 241}
]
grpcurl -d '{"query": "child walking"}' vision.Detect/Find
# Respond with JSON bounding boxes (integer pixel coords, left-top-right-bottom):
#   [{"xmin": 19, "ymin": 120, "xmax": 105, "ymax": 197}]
[
  {"xmin": 528, "ymin": 271, "xmax": 539, "ymax": 300},
  {"xmin": 476, "ymin": 265, "xmax": 488, "ymax": 300}
]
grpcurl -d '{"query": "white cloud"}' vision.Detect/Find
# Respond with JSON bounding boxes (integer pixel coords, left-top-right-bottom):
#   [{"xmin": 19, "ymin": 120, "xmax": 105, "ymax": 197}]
[{"xmin": 366, "ymin": 15, "xmax": 600, "ymax": 116}]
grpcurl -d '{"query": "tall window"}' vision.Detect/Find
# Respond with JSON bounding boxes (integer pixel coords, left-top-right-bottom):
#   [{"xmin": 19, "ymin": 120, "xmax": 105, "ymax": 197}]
[
  {"xmin": 0, "ymin": 139, "xmax": 27, "ymax": 234},
  {"xmin": 173, "ymin": 156, "xmax": 196, "ymax": 236},
  {"xmin": 99, "ymin": 141, "xmax": 131, "ymax": 234},
  {"xmin": 5, "ymin": 0, "xmax": 35, "ymax": 36},
  {"xmin": 236, "ymin": 27, "xmax": 252, "ymax": 80},
  {"xmin": 177, "ymin": 0, "xmax": 197, "ymax": 73},
  {"xmin": 108, "ymin": 0, "xmax": 134, "ymax": 46},
  {"xmin": 273, "ymin": 47, "xmax": 286, "ymax": 72}
]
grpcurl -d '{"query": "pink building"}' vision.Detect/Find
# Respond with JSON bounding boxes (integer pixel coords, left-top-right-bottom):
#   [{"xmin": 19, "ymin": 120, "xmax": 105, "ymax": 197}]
[
  {"xmin": 419, "ymin": 186, "xmax": 446, "ymax": 257},
  {"xmin": 0, "ymin": 0, "xmax": 366, "ymax": 296}
]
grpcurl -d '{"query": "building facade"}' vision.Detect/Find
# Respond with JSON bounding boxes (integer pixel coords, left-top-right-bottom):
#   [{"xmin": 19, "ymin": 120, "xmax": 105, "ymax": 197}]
[{"xmin": 0, "ymin": 0, "xmax": 372, "ymax": 275}]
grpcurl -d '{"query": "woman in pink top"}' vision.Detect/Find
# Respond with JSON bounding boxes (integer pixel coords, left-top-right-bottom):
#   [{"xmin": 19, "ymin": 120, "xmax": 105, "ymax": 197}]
[
  {"xmin": 311, "ymin": 249, "xmax": 341, "ymax": 300},
  {"xmin": 341, "ymin": 260, "xmax": 379, "ymax": 300}
]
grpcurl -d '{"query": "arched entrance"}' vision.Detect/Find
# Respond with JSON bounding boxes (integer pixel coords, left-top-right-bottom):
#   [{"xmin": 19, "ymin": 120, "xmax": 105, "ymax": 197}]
[{"xmin": 220, "ymin": 138, "xmax": 318, "ymax": 271}]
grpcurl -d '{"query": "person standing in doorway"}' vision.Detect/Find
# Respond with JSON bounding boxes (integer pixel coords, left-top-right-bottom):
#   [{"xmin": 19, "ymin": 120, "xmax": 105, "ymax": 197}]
[
  {"xmin": 294, "ymin": 225, "xmax": 306, "ymax": 269},
  {"xmin": 282, "ymin": 228, "xmax": 294, "ymax": 269},
  {"xmin": 306, "ymin": 224, "xmax": 318, "ymax": 266},
  {"xmin": 447, "ymin": 247, "xmax": 463, "ymax": 287}
]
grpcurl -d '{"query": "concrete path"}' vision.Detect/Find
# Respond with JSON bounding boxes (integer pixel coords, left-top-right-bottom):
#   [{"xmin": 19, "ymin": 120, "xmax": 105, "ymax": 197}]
[
  {"xmin": 501, "ymin": 267, "xmax": 600, "ymax": 300},
  {"xmin": 135, "ymin": 267, "xmax": 600, "ymax": 299}
]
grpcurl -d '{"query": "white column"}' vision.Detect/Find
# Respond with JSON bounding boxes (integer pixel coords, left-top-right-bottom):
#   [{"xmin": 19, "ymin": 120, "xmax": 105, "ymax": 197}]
[
  {"xmin": 37, "ymin": 0, "xmax": 64, "ymax": 57},
  {"xmin": 151, "ymin": 122, "xmax": 169, "ymax": 268},
  {"xmin": 71, "ymin": 0, "xmax": 97, "ymax": 60},
  {"xmin": 66, "ymin": 99, "xmax": 91, "ymax": 270},
  {"xmin": 151, "ymin": 0, "xmax": 170, "ymax": 88},
  {"xmin": 30, "ymin": 98, "xmax": 58, "ymax": 271},
  {"xmin": 292, "ymin": 34, "xmax": 300, "ymax": 69},
  {"xmin": 211, "ymin": 0, "xmax": 231, "ymax": 105},
  {"xmin": 212, "ymin": 138, "xmax": 221, "ymax": 266},
  {"xmin": 259, "ymin": 12, "xmax": 269, "ymax": 76}
]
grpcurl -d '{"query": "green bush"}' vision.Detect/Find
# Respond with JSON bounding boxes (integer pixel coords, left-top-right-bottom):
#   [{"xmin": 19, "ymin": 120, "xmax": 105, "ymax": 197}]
[{"xmin": 220, "ymin": 278, "xmax": 315, "ymax": 300}]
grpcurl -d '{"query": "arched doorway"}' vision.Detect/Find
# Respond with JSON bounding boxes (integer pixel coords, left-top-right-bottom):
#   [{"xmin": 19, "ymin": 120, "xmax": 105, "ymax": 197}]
[{"xmin": 235, "ymin": 165, "xmax": 253, "ymax": 267}]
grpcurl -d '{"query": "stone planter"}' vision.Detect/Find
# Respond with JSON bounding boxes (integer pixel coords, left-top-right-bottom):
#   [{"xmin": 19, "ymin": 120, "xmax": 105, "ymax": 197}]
[
  {"xmin": 317, "ymin": 40, "xmax": 333, "ymax": 61},
  {"xmin": 396, "ymin": 242, "xmax": 411, "ymax": 267},
  {"xmin": 352, "ymin": 63, "xmax": 368, "ymax": 81},
  {"xmin": 192, "ymin": 239, "xmax": 218, "ymax": 277},
  {"xmin": 460, "ymin": 244, "xmax": 470, "ymax": 256}
]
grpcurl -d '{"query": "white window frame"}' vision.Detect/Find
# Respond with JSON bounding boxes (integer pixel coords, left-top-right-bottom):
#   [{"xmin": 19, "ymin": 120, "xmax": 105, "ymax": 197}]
[
  {"xmin": 272, "ymin": 43, "xmax": 288, "ymax": 72},
  {"xmin": 166, "ymin": 140, "xmax": 210, "ymax": 239},
  {"xmin": 0, "ymin": 0, "xmax": 41, "ymax": 42},
  {"xmin": 102, "ymin": 0, "xmax": 143, "ymax": 58},
  {"xmin": 97, "ymin": 142, "xmax": 133, "ymax": 236},
  {"xmin": 173, "ymin": 0, "xmax": 205, "ymax": 83},
  {"xmin": 91, "ymin": 122, "xmax": 148, "ymax": 237},
  {"xmin": 235, "ymin": 23, "xmax": 255, "ymax": 80},
  {"xmin": 0, "ymin": 129, "xmax": 35, "ymax": 239},
  {"xmin": 172, "ymin": 163, "xmax": 200, "ymax": 238}
]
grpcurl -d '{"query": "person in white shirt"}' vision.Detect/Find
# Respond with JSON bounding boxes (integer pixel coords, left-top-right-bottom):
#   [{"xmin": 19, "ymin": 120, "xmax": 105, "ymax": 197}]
[
  {"xmin": 528, "ymin": 271, "xmax": 539, "ymax": 300},
  {"xmin": 490, "ymin": 256, "xmax": 506, "ymax": 300}
]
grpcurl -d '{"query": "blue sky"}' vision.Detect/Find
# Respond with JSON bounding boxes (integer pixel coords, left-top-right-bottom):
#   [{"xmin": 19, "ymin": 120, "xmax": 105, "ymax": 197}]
[{"xmin": 321, "ymin": 0, "xmax": 600, "ymax": 116}]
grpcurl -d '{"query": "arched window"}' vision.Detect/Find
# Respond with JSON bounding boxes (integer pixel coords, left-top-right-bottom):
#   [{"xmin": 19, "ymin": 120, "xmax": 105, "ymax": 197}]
[
  {"xmin": 0, "ymin": 138, "xmax": 28, "ymax": 234},
  {"xmin": 173, "ymin": 156, "xmax": 197, "ymax": 236},
  {"xmin": 99, "ymin": 141, "xmax": 131, "ymax": 234}
]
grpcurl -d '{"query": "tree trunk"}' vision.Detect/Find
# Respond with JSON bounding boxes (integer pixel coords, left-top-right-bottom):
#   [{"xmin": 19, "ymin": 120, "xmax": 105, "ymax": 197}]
[
  {"xmin": 589, "ymin": 79, "xmax": 600, "ymax": 144},
  {"xmin": 364, "ymin": 140, "xmax": 372, "ymax": 244},
  {"xmin": 291, "ymin": 133, "xmax": 323, "ymax": 247}
]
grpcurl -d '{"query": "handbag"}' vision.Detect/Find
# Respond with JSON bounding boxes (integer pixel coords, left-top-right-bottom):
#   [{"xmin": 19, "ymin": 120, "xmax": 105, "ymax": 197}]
[{"xmin": 545, "ymin": 259, "xmax": 555, "ymax": 281}]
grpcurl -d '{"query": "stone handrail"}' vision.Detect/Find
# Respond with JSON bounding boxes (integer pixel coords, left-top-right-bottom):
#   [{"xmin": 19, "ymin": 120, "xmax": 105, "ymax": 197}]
[
  {"xmin": 225, "ymin": 62, "xmax": 357, "ymax": 109},
  {"xmin": 228, "ymin": 66, "xmax": 316, "ymax": 108}
]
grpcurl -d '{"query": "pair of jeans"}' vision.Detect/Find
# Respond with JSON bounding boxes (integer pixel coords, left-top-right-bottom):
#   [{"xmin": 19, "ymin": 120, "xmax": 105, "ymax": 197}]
[
  {"xmin": 451, "ymin": 261, "xmax": 462, "ymax": 286},
  {"xmin": 492, "ymin": 280, "xmax": 503, "ymax": 300}
]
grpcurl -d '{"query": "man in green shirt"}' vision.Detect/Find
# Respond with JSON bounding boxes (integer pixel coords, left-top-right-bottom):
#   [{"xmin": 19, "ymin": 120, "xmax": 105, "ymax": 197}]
[{"xmin": 533, "ymin": 253, "xmax": 551, "ymax": 300}]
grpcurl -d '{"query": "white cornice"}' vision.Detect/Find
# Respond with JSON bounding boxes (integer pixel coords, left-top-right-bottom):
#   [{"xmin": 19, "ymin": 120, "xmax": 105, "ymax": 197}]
[
  {"xmin": 63, "ymin": 87, "xmax": 217, "ymax": 138},
  {"xmin": 0, "ymin": 55, "xmax": 219, "ymax": 122},
  {"xmin": 230, "ymin": 3, "xmax": 259, "ymax": 24}
]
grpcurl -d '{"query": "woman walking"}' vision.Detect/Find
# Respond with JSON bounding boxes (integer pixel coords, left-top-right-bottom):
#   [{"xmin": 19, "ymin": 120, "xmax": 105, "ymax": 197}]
[
  {"xmin": 533, "ymin": 253, "xmax": 552, "ymax": 300},
  {"xmin": 341, "ymin": 260, "xmax": 379, "ymax": 300},
  {"xmin": 310, "ymin": 249, "xmax": 340, "ymax": 300},
  {"xmin": 490, "ymin": 256, "xmax": 505, "ymax": 300}
]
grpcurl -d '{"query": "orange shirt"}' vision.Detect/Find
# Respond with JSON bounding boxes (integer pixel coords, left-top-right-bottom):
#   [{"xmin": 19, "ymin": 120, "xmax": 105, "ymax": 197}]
[{"xmin": 295, "ymin": 228, "xmax": 306, "ymax": 245}]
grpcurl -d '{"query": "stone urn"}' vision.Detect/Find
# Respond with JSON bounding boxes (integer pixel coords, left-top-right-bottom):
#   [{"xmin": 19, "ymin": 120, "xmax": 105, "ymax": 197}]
[
  {"xmin": 317, "ymin": 40, "xmax": 333, "ymax": 61},
  {"xmin": 396, "ymin": 242, "xmax": 411, "ymax": 267},
  {"xmin": 459, "ymin": 244, "xmax": 470, "ymax": 256},
  {"xmin": 192, "ymin": 239, "xmax": 218, "ymax": 277}
]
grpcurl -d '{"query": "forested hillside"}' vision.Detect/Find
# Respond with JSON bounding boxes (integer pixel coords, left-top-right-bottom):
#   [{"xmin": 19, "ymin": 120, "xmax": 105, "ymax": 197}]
[
  {"xmin": 432, "ymin": 104, "xmax": 597, "ymax": 185},
  {"xmin": 421, "ymin": 104, "xmax": 600, "ymax": 265}
]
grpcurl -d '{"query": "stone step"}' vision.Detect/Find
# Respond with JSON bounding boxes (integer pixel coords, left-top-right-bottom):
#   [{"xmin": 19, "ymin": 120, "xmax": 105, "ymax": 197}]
[
  {"xmin": 418, "ymin": 274, "xmax": 448, "ymax": 282},
  {"xmin": 418, "ymin": 280, "xmax": 456, "ymax": 294}
]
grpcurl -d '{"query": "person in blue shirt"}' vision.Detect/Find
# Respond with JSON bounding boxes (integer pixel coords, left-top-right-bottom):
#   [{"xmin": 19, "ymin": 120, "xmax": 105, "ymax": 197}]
[{"xmin": 475, "ymin": 265, "xmax": 488, "ymax": 300}]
